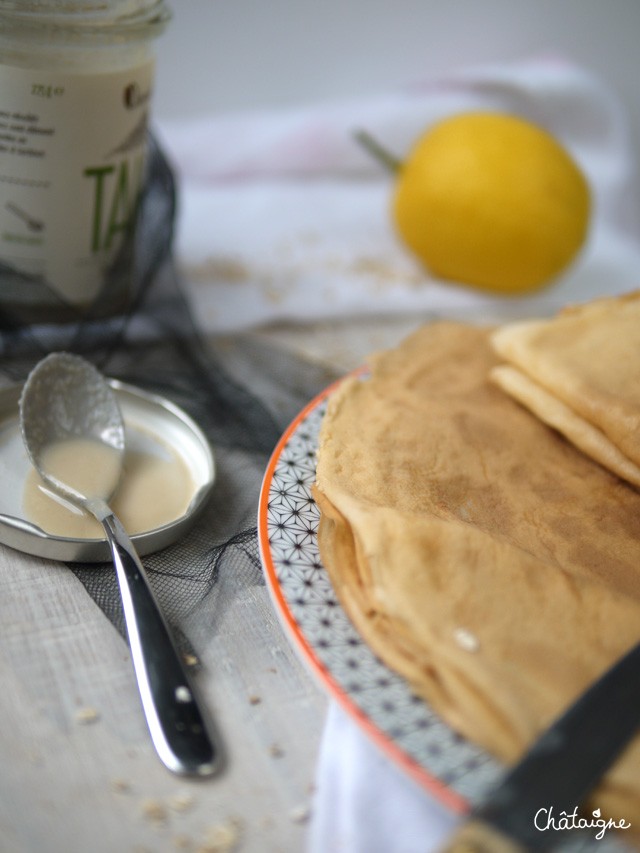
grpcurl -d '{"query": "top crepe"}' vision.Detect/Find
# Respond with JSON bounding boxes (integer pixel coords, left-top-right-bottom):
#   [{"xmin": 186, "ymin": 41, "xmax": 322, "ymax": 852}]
[
  {"xmin": 313, "ymin": 319, "xmax": 640, "ymax": 828},
  {"xmin": 490, "ymin": 290, "xmax": 640, "ymax": 488}
]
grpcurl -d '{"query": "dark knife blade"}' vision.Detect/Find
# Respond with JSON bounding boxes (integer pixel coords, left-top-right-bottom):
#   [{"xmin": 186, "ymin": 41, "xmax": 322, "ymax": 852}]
[{"xmin": 442, "ymin": 641, "xmax": 640, "ymax": 852}]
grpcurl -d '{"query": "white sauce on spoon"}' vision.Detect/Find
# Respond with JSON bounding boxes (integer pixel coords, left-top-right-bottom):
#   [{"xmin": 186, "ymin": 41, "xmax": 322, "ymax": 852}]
[
  {"xmin": 40, "ymin": 437, "xmax": 122, "ymax": 501},
  {"xmin": 23, "ymin": 435, "xmax": 194, "ymax": 539}
]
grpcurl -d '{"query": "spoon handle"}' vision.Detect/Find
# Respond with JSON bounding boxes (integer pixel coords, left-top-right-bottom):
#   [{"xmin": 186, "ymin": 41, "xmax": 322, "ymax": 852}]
[{"xmin": 100, "ymin": 511, "xmax": 221, "ymax": 777}]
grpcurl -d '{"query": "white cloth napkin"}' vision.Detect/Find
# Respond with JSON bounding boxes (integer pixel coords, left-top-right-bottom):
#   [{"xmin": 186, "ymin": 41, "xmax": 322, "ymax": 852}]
[
  {"xmin": 157, "ymin": 57, "xmax": 640, "ymax": 852},
  {"xmin": 157, "ymin": 55, "xmax": 640, "ymax": 335},
  {"xmin": 307, "ymin": 703, "xmax": 462, "ymax": 853}
]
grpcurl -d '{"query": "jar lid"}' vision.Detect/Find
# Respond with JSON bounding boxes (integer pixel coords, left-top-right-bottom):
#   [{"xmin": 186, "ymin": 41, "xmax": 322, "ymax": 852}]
[{"xmin": 0, "ymin": 378, "xmax": 215, "ymax": 562}]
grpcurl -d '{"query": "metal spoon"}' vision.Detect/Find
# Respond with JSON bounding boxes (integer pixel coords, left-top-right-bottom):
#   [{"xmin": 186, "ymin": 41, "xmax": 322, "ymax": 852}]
[{"xmin": 19, "ymin": 351, "xmax": 221, "ymax": 777}]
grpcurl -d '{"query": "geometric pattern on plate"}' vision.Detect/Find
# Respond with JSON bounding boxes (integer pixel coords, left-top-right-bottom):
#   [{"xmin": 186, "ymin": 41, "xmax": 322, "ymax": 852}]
[{"xmin": 263, "ymin": 393, "xmax": 500, "ymax": 804}]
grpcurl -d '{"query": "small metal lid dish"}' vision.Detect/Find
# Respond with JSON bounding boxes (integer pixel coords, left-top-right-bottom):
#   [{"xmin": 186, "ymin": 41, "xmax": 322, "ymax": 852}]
[{"xmin": 0, "ymin": 379, "xmax": 215, "ymax": 563}]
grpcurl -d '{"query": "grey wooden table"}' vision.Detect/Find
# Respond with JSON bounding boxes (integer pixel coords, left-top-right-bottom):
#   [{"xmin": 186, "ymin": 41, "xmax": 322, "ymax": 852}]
[
  {"xmin": 0, "ymin": 317, "xmax": 420, "ymax": 853},
  {"xmin": 0, "ymin": 500, "xmax": 327, "ymax": 853}
]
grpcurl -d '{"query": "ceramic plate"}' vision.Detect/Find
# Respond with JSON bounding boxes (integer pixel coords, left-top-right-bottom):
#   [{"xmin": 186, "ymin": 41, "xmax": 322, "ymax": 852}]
[
  {"xmin": 258, "ymin": 379, "xmax": 636, "ymax": 852},
  {"xmin": 258, "ymin": 378, "xmax": 502, "ymax": 811}
]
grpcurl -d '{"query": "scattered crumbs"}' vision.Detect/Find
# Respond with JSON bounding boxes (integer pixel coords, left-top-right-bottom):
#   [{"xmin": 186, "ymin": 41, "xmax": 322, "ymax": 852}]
[
  {"xmin": 188, "ymin": 257, "xmax": 249, "ymax": 284},
  {"xmin": 75, "ymin": 706, "xmax": 100, "ymax": 725},
  {"xmin": 266, "ymin": 666, "xmax": 278, "ymax": 674},
  {"xmin": 175, "ymin": 686, "xmax": 193, "ymax": 703},
  {"xmin": 263, "ymin": 279, "xmax": 287, "ymax": 305},
  {"xmin": 289, "ymin": 804, "xmax": 311, "ymax": 824},
  {"xmin": 111, "ymin": 778, "xmax": 132, "ymax": 793},
  {"xmin": 453, "ymin": 627, "xmax": 480, "ymax": 653},
  {"xmin": 169, "ymin": 792, "xmax": 196, "ymax": 813},
  {"xmin": 198, "ymin": 817, "xmax": 242, "ymax": 853},
  {"xmin": 347, "ymin": 256, "xmax": 423, "ymax": 289},
  {"xmin": 269, "ymin": 743, "xmax": 284, "ymax": 759},
  {"xmin": 183, "ymin": 653, "xmax": 199, "ymax": 667},
  {"xmin": 248, "ymin": 695, "xmax": 261, "ymax": 706},
  {"xmin": 25, "ymin": 749, "xmax": 44, "ymax": 766},
  {"xmin": 141, "ymin": 798, "xmax": 168, "ymax": 823}
]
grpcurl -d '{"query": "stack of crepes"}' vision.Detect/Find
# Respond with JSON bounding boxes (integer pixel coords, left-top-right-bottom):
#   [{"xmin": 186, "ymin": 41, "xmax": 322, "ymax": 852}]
[{"xmin": 313, "ymin": 291, "xmax": 640, "ymax": 829}]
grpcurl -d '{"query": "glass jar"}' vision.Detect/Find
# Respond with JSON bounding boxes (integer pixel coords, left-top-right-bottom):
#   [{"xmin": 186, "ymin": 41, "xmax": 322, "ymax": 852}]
[{"xmin": 0, "ymin": 1, "xmax": 171, "ymax": 326}]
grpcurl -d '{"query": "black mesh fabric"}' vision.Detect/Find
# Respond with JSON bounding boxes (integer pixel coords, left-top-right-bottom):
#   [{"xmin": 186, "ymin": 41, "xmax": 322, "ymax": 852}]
[{"xmin": 0, "ymin": 136, "xmax": 336, "ymax": 656}]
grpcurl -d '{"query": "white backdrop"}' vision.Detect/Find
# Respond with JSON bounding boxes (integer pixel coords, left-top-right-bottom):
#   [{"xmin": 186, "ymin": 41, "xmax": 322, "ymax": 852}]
[{"xmin": 153, "ymin": 0, "xmax": 640, "ymax": 162}]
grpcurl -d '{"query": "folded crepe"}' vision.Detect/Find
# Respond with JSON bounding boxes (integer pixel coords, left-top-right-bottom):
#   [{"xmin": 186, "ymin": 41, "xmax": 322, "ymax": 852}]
[
  {"xmin": 490, "ymin": 290, "xmax": 640, "ymax": 488},
  {"xmin": 313, "ymin": 319, "xmax": 640, "ymax": 831}
]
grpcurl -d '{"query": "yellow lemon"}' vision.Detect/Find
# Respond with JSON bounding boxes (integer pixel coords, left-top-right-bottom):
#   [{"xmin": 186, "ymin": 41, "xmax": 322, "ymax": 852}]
[{"xmin": 391, "ymin": 112, "xmax": 591, "ymax": 294}]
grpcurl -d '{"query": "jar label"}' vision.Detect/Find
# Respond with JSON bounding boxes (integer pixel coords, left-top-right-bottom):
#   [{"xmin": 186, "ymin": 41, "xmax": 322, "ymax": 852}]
[{"xmin": 0, "ymin": 60, "xmax": 155, "ymax": 312}]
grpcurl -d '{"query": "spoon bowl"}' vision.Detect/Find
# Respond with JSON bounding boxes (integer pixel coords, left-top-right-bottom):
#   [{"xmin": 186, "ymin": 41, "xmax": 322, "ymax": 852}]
[
  {"xmin": 20, "ymin": 352, "xmax": 125, "ymax": 509},
  {"xmin": 20, "ymin": 352, "xmax": 221, "ymax": 778}
]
